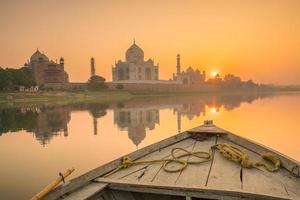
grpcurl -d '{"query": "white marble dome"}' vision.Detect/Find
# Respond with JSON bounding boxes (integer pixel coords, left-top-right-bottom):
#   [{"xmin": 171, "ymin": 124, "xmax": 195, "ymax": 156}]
[{"xmin": 125, "ymin": 42, "xmax": 144, "ymax": 64}]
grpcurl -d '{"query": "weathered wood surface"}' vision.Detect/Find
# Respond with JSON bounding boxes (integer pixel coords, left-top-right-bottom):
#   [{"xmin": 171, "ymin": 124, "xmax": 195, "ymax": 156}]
[
  {"xmin": 105, "ymin": 138, "xmax": 195, "ymax": 181},
  {"xmin": 188, "ymin": 124, "xmax": 228, "ymax": 134},
  {"xmin": 174, "ymin": 136, "xmax": 216, "ymax": 187},
  {"xmin": 212, "ymin": 136, "xmax": 290, "ymax": 199},
  {"xmin": 150, "ymin": 141, "xmax": 197, "ymax": 185},
  {"xmin": 226, "ymin": 137, "xmax": 300, "ymax": 199},
  {"xmin": 45, "ymin": 122, "xmax": 300, "ymax": 200},
  {"xmin": 96, "ymin": 177, "xmax": 292, "ymax": 200},
  {"xmin": 62, "ymin": 182, "xmax": 107, "ymax": 200},
  {"xmin": 206, "ymin": 137, "xmax": 242, "ymax": 190},
  {"xmin": 121, "ymin": 139, "xmax": 196, "ymax": 183},
  {"xmin": 110, "ymin": 190, "xmax": 136, "ymax": 200},
  {"xmin": 44, "ymin": 131, "xmax": 190, "ymax": 200},
  {"xmin": 224, "ymin": 129, "xmax": 300, "ymax": 174}
]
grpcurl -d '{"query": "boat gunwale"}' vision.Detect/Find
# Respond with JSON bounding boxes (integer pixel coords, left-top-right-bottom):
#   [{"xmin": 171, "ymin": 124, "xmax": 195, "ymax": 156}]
[{"xmin": 95, "ymin": 177, "xmax": 292, "ymax": 200}]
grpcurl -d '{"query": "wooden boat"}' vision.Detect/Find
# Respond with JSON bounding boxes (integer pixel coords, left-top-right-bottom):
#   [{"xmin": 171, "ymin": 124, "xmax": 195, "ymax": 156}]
[{"xmin": 44, "ymin": 120, "xmax": 300, "ymax": 200}]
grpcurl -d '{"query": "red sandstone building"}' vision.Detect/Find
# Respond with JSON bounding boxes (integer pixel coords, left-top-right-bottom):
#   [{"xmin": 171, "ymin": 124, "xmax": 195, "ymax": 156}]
[{"xmin": 24, "ymin": 49, "xmax": 69, "ymax": 85}]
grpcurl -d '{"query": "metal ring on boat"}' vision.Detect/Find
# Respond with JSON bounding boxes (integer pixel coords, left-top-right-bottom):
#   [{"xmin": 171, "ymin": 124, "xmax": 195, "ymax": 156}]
[{"xmin": 291, "ymin": 165, "xmax": 300, "ymax": 177}]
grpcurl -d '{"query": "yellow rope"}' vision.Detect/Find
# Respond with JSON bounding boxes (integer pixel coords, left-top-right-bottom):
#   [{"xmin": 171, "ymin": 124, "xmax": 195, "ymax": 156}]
[
  {"xmin": 103, "ymin": 143, "xmax": 281, "ymax": 177},
  {"xmin": 103, "ymin": 147, "xmax": 212, "ymax": 177},
  {"xmin": 213, "ymin": 143, "xmax": 281, "ymax": 172}
]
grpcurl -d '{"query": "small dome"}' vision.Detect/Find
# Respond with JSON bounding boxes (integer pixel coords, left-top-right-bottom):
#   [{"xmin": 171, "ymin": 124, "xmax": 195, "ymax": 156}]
[
  {"xmin": 186, "ymin": 66, "xmax": 194, "ymax": 73},
  {"xmin": 30, "ymin": 49, "xmax": 49, "ymax": 62},
  {"xmin": 146, "ymin": 58, "xmax": 153, "ymax": 64},
  {"xmin": 126, "ymin": 42, "xmax": 144, "ymax": 64}
]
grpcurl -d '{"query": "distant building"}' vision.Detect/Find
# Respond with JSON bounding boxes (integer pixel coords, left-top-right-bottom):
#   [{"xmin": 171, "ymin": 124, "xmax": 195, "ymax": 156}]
[
  {"xmin": 173, "ymin": 54, "xmax": 206, "ymax": 85},
  {"xmin": 24, "ymin": 49, "xmax": 69, "ymax": 85},
  {"xmin": 112, "ymin": 40, "xmax": 159, "ymax": 82},
  {"xmin": 19, "ymin": 85, "xmax": 39, "ymax": 92}
]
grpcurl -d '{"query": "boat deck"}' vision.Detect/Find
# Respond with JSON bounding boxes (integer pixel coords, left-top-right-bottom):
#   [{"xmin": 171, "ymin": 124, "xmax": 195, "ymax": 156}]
[{"xmin": 45, "ymin": 123, "xmax": 300, "ymax": 200}]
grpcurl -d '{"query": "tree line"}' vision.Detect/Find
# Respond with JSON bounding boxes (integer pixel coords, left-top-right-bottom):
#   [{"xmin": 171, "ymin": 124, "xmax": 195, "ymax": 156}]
[{"xmin": 0, "ymin": 67, "xmax": 36, "ymax": 91}]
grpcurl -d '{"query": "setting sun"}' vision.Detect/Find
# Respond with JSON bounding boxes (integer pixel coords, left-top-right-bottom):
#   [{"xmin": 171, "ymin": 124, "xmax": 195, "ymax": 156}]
[{"xmin": 211, "ymin": 71, "xmax": 218, "ymax": 78}]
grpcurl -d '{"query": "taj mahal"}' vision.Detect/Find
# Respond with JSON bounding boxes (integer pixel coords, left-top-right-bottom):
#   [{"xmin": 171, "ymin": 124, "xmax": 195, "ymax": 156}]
[
  {"xmin": 112, "ymin": 41, "xmax": 205, "ymax": 85},
  {"xmin": 112, "ymin": 40, "xmax": 159, "ymax": 82}
]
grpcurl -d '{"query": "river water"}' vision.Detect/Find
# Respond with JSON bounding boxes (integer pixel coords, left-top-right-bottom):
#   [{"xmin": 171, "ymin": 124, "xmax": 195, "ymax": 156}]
[{"xmin": 0, "ymin": 92, "xmax": 299, "ymax": 199}]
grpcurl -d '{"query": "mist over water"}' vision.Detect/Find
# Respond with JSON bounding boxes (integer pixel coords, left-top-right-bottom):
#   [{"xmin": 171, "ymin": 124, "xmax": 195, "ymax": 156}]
[{"xmin": 0, "ymin": 92, "xmax": 299, "ymax": 200}]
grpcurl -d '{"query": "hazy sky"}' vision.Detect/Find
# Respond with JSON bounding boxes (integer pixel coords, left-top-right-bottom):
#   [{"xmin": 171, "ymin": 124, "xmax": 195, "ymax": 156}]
[{"xmin": 0, "ymin": 0, "xmax": 300, "ymax": 84}]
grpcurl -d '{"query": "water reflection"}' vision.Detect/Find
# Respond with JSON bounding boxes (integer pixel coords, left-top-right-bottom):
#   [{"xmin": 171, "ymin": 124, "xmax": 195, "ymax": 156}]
[
  {"xmin": 0, "ymin": 93, "xmax": 274, "ymax": 146},
  {"xmin": 0, "ymin": 106, "xmax": 70, "ymax": 145}
]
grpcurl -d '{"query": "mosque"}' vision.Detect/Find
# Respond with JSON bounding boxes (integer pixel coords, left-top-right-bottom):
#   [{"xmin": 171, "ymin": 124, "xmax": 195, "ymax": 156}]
[
  {"xmin": 112, "ymin": 40, "xmax": 159, "ymax": 82},
  {"xmin": 24, "ymin": 49, "xmax": 69, "ymax": 85},
  {"xmin": 173, "ymin": 54, "xmax": 206, "ymax": 85}
]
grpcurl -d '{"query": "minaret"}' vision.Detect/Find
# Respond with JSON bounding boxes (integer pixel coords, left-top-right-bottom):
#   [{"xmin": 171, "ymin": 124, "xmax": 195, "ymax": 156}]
[
  {"xmin": 60, "ymin": 57, "xmax": 64, "ymax": 66},
  {"xmin": 176, "ymin": 54, "xmax": 181, "ymax": 75},
  {"xmin": 90, "ymin": 57, "xmax": 95, "ymax": 77},
  {"xmin": 93, "ymin": 117, "xmax": 98, "ymax": 135},
  {"xmin": 177, "ymin": 112, "xmax": 181, "ymax": 133}
]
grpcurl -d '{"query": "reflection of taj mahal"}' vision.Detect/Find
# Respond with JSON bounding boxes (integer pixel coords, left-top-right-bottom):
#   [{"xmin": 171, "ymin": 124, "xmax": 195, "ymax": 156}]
[
  {"xmin": 113, "ymin": 108, "xmax": 159, "ymax": 146},
  {"xmin": 112, "ymin": 40, "xmax": 159, "ymax": 81}
]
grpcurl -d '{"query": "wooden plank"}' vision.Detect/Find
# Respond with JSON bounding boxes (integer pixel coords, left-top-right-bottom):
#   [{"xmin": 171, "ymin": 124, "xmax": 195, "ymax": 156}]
[
  {"xmin": 206, "ymin": 137, "xmax": 242, "ymax": 191},
  {"xmin": 44, "ymin": 131, "xmax": 190, "ymax": 200},
  {"xmin": 100, "ymin": 190, "xmax": 116, "ymax": 200},
  {"xmin": 188, "ymin": 124, "xmax": 228, "ymax": 134},
  {"xmin": 106, "ymin": 138, "xmax": 195, "ymax": 180},
  {"xmin": 224, "ymin": 130, "xmax": 300, "ymax": 174},
  {"xmin": 243, "ymin": 167, "xmax": 289, "ymax": 198},
  {"xmin": 230, "ymin": 142, "xmax": 290, "ymax": 198},
  {"xmin": 225, "ymin": 134, "xmax": 300, "ymax": 199},
  {"xmin": 150, "ymin": 140, "xmax": 197, "ymax": 185},
  {"xmin": 175, "ymin": 136, "xmax": 216, "ymax": 187},
  {"xmin": 226, "ymin": 139, "xmax": 297, "ymax": 199},
  {"xmin": 96, "ymin": 177, "xmax": 292, "ymax": 200},
  {"xmin": 275, "ymin": 169, "xmax": 300, "ymax": 199},
  {"xmin": 110, "ymin": 190, "xmax": 135, "ymax": 200},
  {"xmin": 62, "ymin": 182, "xmax": 107, "ymax": 200}
]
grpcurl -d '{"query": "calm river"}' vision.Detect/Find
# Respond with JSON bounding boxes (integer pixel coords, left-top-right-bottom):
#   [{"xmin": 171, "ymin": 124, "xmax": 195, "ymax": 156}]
[{"xmin": 0, "ymin": 92, "xmax": 299, "ymax": 199}]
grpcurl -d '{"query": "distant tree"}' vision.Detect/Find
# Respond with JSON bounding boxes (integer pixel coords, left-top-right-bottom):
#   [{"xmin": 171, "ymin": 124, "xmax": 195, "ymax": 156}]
[
  {"xmin": 87, "ymin": 75, "xmax": 107, "ymax": 91},
  {"xmin": 224, "ymin": 74, "xmax": 241, "ymax": 82},
  {"xmin": 0, "ymin": 67, "xmax": 36, "ymax": 91},
  {"xmin": 0, "ymin": 67, "xmax": 13, "ymax": 90},
  {"xmin": 223, "ymin": 74, "xmax": 242, "ymax": 88},
  {"xmin": 245, "ymin": 80, "xmax": 257, "ymax": 88}
]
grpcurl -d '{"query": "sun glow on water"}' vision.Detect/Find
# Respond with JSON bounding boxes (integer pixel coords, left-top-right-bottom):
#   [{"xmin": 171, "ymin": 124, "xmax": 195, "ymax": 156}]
[{"xmin": 211, "ymin": 107, "xmax": 218, "ymax": 113}]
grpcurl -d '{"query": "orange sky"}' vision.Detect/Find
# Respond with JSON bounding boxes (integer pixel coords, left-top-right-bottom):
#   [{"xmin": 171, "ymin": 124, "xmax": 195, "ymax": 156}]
[{"xmin": 0, "ymin": 0, "xmax": 300, "ymax": 84}]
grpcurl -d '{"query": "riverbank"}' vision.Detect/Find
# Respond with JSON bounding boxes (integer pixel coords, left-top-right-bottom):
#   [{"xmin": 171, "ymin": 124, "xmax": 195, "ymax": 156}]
[
  {"xmin": 0, "ymin": 91, "xmax": 133, "ymax": 108},
  {"xmin": 1, "ymin": 90, "xmax": 299, "ymax": 109}
]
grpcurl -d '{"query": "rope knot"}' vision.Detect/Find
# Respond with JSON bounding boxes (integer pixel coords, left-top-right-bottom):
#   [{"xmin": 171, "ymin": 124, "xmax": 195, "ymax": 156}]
[{"xmin": 121, "ymin": 157, "xmax": 134, "ymax": 168}]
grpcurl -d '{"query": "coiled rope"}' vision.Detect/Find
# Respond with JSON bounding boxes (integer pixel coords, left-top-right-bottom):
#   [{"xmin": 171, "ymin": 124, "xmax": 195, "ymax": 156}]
[
  {"xmin": 103, "ymin": 147, "xmax": 212, "ymax": 177},
  {"xmin": 213, "ymin": 143, "xmax": 281, "ymax": 172},
  {"xmin": 103, "ymin": 143, "xmax": 281, "ymax": 177}
]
